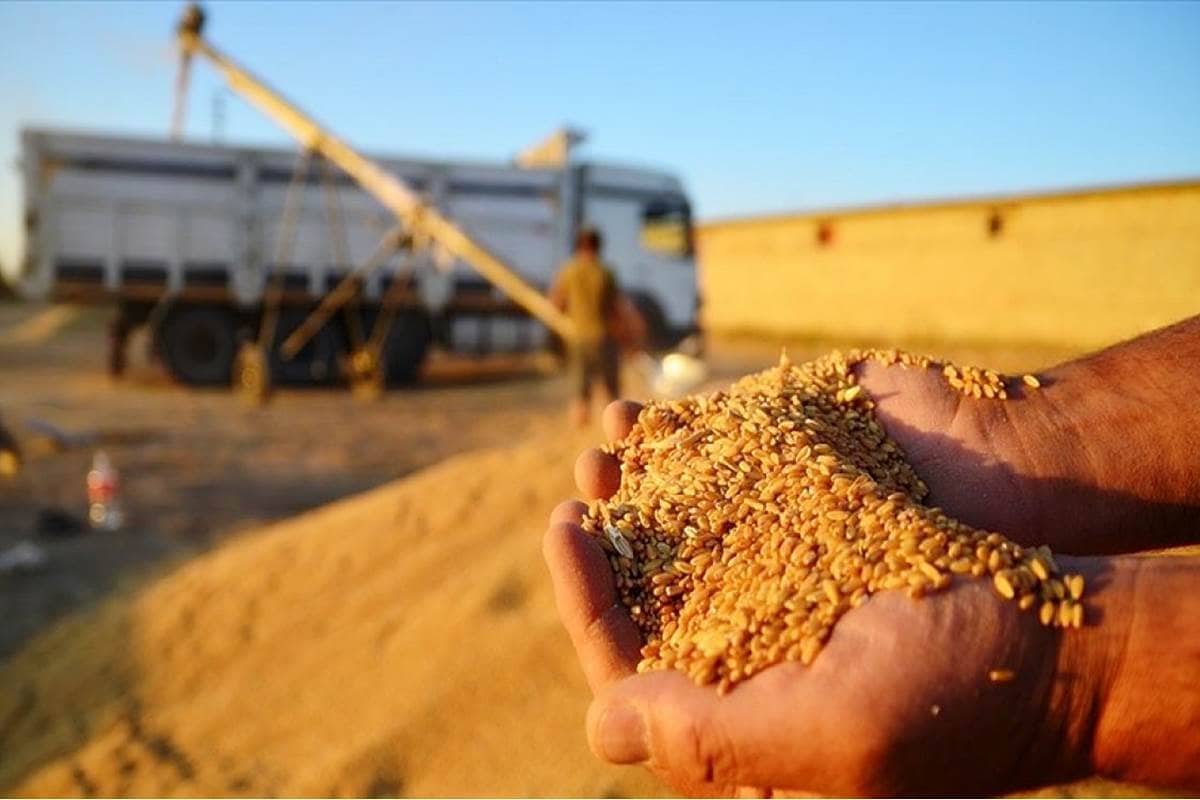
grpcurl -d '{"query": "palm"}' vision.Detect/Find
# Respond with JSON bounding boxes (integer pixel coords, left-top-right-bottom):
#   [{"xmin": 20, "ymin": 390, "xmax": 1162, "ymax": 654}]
[
  {"xmin": 745, "ymin": 580, "xmax": 1062, "ymax": 795},
  {"xmin": 855, "ymin": 361, "xmax": 1052, "ymax": 546},
  {"xmin": 588, "ymin": 566, "xmax": 1062, "ymax": 796}
]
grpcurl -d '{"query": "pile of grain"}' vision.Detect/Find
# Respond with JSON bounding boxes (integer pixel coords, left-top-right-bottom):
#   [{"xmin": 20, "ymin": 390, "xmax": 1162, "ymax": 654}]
[
  {"xmin": 581, "ymin": 350, "xmax": 1084, "ymax": 693},
  {"xmin": 0, "ymin": 431, "xmax": 667, "ymax": 798}
]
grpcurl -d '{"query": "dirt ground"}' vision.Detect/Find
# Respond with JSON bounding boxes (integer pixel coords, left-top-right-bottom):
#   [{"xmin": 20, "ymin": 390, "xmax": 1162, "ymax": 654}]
[{"xmin": 0, "ymin": 301, "xmax": 1166, "ymax": 797}]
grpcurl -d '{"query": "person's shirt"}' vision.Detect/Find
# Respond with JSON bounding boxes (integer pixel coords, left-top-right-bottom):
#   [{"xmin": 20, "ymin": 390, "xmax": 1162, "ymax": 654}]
[{"xmin": 550, "ymin": 254, "xmax": 618, "ymax": 344}]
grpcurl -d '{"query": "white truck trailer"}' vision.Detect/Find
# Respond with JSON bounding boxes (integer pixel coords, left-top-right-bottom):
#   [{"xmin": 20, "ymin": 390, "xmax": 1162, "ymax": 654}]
[{"xmin": 17, "ymin": 126, "xmax": 698, "ymax": 386}]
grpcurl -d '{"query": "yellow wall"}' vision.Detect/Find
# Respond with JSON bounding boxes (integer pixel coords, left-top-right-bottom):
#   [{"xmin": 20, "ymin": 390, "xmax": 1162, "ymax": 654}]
[{"xmin": 697, "ymin": 181, "xmax": 1200, "ymax": 349}]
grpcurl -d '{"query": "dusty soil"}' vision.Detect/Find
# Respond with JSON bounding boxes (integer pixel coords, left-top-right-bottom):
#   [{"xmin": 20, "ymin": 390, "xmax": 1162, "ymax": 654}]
[
  {"xmin": 2, "ymin": 431, "xmax": 664, "ymax": 797},
  {"xmin": 0, "ymin": 302, "xmax": 1173, "ymax": 797}
]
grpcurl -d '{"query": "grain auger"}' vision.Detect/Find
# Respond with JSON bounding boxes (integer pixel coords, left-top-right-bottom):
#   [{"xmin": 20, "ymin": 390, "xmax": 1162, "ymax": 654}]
[{"xmin": 171, "ymin": 3, "xmax": 578, "ymax": 403}]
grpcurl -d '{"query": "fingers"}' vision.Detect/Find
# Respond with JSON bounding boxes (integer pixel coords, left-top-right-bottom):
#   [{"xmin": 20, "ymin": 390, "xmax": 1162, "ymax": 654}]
[
  {"xmin": 573, "ymin": 401, "xmax": 642, "ymax": 501},
  {"xmin": 575, "ymin": 448, "xmax": 621, "ymax": 500},
  {"xmin": 542, "ymin": 520, "xmax": 642, "ymax": 692},
  {"xmin": 585, "ymin": 664, "xmax": 839, "ymax": 794},
  {"xmin": 603, "ymin": 400, "xmax": 643, "ymax": 441},
  {"xmin": 587, "ymin": 670, "xmax": 753, "ymax": 789},
  {"xmin": 550, "ymin": 499, "xmax": 588, "ymax": 527},
  {"xmin": 550, "ymin": 400, "xmax": 644, "ymax": 688}
]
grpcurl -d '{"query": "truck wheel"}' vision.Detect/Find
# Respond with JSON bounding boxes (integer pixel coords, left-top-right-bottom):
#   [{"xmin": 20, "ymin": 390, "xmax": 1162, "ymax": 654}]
[
  {"xmin": 160, "ymin": 306, "xmax": 237, "ymax": 385},
  {"xmin": 629, "ymin": 294, "xmax": 669, "ymax": 350},
  {"xmin": 268, "ymin": 309, "xmax": 343, "ymax": 385},
  {"xmin": 382, "ymin": 312, "xmax": 431, "ymax": 385}
]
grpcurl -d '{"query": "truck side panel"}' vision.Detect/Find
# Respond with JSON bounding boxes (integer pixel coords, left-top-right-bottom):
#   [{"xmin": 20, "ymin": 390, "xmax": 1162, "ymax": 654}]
[{"xmin": 20, "ymin": 128, "xmax": 698, "ymax": 351}]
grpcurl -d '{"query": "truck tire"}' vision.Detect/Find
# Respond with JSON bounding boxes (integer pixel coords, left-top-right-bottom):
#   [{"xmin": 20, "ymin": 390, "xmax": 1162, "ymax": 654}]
[
  {"xmin": 629, "ymin": 294, "xmax": 669, "ymax": 350},
  {"xmin": 381, "ymin": 312, "xmax": 431, "ymax": 385},
  {"xmin": 268, "ymin": 309, "xmax": 343, "ymax": 386},
  {"xmin": 160, "ymin": 306, "xmax": 237, "ymax": 385}
]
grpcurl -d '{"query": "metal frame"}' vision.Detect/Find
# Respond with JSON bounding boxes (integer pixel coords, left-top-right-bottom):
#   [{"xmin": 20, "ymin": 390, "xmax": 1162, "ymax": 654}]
[{"xmin": 173, "ymin": 4, "xmax": 578, "ymax": 346}]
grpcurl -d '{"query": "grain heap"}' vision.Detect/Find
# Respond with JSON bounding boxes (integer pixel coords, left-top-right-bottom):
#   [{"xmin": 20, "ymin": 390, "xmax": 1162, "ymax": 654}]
[{"xmin": 579, "ymin": 349, "xmax": 1084, "ymax": 694}]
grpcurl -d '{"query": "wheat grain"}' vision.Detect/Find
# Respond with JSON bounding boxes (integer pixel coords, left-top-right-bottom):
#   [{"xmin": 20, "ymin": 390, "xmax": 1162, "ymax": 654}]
[{"xmin": 578, "ymin": 349, "xmax": 1082, "ymax": 691}]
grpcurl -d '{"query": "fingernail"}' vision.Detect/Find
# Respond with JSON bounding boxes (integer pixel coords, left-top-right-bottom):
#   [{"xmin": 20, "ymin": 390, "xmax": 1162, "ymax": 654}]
[{"xmin": 596, "ymin": 703, "xmax": 648, "ymax": 764}]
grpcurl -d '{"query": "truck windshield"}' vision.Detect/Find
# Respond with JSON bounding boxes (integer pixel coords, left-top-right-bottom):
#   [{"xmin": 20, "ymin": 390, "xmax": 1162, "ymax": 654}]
[{"xmin": 640, "ymin": 197, "xmax": 694, "ymax": 260}]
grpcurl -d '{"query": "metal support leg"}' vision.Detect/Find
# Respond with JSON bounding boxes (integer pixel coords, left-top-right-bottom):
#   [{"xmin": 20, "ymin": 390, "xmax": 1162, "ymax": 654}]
[{"xmin": 108, "ymin": 311, "xmax": 133, "ymax": 378}]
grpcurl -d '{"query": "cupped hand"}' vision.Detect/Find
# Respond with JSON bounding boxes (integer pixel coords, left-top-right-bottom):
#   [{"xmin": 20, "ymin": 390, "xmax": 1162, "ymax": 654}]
[
  {"xmin": 544, "ymin": 400, "xmax": 1094, "ymax": 797},
  {"xmin": 851, "ymin": 361, "xmax": 1049, "ymax": 545}
]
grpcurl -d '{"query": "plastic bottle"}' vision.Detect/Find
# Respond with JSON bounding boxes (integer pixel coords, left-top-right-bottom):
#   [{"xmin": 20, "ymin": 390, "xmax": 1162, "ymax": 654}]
[{"xmin": 86, "ymin": 450, "xmax": 124, "ymax": 531}]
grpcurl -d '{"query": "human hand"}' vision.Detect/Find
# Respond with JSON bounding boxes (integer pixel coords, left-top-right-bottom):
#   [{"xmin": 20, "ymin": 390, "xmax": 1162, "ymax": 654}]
[
  {"xmin": 856, "ymin": 319, "xmax": 1200, "ymax": 556},
  {"xmin": 545, "ymin": 401, "xmax": 1107, "ymax": 797},
  {"xmin": 852, "ymin": 360, "xmax": 1062, "ymax": 548}
]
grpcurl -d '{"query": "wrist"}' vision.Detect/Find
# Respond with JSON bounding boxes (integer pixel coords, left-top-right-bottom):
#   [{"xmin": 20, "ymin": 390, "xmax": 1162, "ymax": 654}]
[
  {"xmin": 1015, "ymin": 358, "xmax": 1200, "ymax": 554},
  {"xmin": 1086, "ymin": 555, "xmax": 1200, "ymax": 789},
  {"xmin": 1044, "ymin": 555, "xmax": 1135, "ymax": 780}
]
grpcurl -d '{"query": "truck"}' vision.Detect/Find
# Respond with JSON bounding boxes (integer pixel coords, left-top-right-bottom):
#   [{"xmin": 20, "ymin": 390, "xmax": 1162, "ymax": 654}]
[{"xmin": 17, "ymin": 126, "xmax": 699, "ymax": 388}]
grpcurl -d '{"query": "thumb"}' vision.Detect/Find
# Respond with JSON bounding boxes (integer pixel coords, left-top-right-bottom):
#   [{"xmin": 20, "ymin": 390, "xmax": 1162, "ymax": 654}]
[
  {"xmin": 585, "ymin": 666, "xmax": 813, "ymax": 793},
  {"xmin": 585, "ymin": 661, "xmax": 888, "ymax": 796}
]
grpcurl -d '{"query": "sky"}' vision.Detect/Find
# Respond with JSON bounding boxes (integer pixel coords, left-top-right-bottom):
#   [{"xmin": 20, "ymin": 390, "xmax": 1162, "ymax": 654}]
[{"xmin": 1, "ymin": 0, "xmax": 1198, "ymax": 276}]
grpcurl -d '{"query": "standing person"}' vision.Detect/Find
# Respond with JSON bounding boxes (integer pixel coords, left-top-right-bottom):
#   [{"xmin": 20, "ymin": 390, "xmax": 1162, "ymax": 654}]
[{"xmin": 549, "ymin": 227, "xmax": 621, "ymax": 427}]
